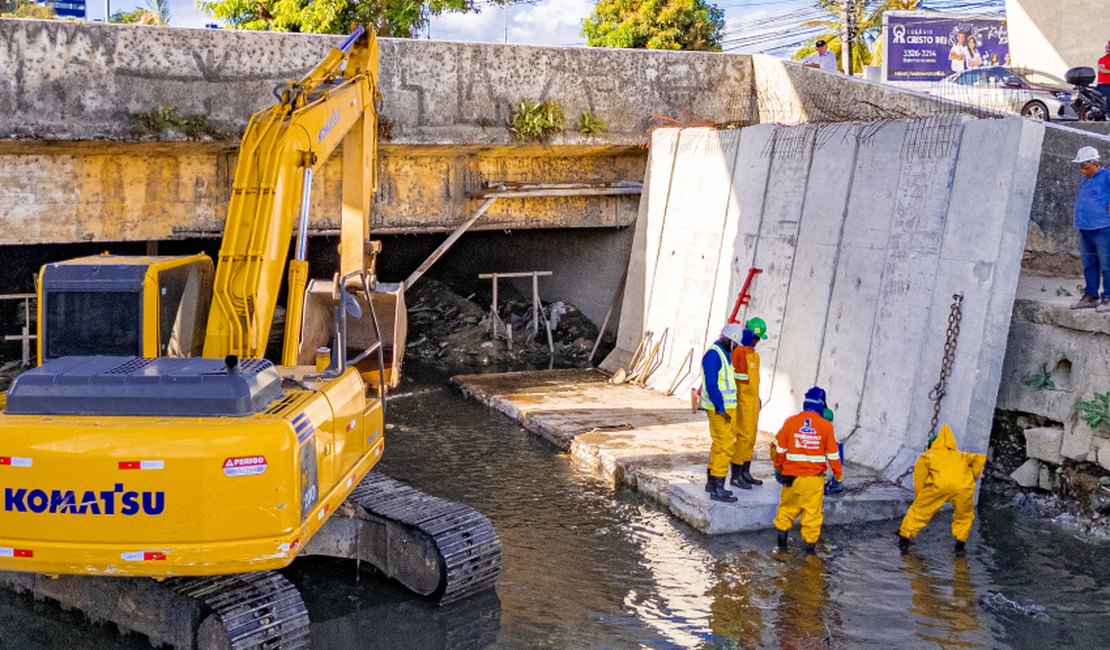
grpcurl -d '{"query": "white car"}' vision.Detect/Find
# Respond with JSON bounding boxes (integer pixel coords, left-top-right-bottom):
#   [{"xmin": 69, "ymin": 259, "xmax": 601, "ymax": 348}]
[{"xmin": 929, "ymin": 66, "xmax": 1078, "ymax": 121}]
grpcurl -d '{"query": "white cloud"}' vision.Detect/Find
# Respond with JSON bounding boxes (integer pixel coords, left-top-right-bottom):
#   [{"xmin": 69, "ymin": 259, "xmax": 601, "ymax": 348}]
[{"xmin": 429, "ymin": 0, "xmax": 593, "ymax": 46}]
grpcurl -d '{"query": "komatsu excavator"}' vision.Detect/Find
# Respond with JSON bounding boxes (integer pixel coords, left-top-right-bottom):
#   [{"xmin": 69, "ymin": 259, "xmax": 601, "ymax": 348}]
[{"xmin": 0, "ymin": 26, "xmax": 500, "ymax": 649}]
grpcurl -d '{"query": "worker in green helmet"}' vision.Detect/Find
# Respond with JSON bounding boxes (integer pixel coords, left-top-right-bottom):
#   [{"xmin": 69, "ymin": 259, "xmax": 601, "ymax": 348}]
[{"xmin": 727, "ymin": 317, "xmax": 767, "ymax": 490}]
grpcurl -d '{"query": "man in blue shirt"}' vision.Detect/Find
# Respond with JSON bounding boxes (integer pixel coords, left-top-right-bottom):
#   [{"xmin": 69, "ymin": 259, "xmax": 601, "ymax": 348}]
[{"xmin": 1071, "ymin": 146, "xmax": 1110, "ymax": 312}]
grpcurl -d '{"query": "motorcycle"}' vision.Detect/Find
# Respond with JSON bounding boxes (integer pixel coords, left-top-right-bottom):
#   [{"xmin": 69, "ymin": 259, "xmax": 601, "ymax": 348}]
[{"xmin": 1066, "ymin": 66, "xmax": 1108, "ymax": 121}]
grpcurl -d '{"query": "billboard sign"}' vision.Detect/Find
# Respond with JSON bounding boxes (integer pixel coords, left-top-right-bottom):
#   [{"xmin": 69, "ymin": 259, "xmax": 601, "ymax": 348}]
[
  {"xmin": 882, "ymin": 11, "xmax": 1009, "ymax": 83},
  {"xmin": 39, "ymin": 0, "xmax": 86, "ymax": 19}
]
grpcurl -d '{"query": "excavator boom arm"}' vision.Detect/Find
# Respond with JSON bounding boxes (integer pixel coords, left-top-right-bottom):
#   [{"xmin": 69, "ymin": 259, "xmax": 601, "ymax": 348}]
[{"xmin": 203, "ymin": 28, "xmax": 379, "ymax": 361}]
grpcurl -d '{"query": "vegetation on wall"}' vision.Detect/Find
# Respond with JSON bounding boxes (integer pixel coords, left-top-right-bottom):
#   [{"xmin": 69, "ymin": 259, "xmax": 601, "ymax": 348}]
[
  {"xmin": 1076, "ymin": 392, "xmax": 1110, "ymax": 430},
  {"xmin": 577, "ymin": 109, "xmax": 609, "ymax": 136},
  {"xmin": 130, "ymin": 103, "xmax": 228, "ymax": 140},
  {"xmin": 1022, "ymin": 363, "xmax": 1055, "ymax": 391},
  {"xmin": 508, "ymin": 99, "xmax": 565, "ymax": 142}
]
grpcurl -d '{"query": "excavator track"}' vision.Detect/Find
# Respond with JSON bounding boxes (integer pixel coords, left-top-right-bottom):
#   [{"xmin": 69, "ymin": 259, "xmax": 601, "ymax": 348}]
[
  {"xmin": 342, "ymin": 472, "xmax": 502, "ymax": 604},
  {"xmin": 0, "ymin": 473, "xmax": 500, "ymax": 648},
  {"xmin": 0, "ymin": 570, "xmax": 308, "ymax": 650},
  {"xmin": 167, "ymin": 572, "xmax": 310, "ymax": 650}
]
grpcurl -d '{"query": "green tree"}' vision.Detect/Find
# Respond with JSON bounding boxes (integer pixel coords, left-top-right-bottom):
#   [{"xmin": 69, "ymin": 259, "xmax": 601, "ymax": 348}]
[
  {"xmin": 1, "ymin": 0, "xmax": 56, "ymax": 18},
  {"xmin": 792, "ymin": 0, "xmax": 919, "ymax": 73},
  {"xmin": 198, "ymin": 0, "xmax": 507, "ymax": 36},
  {"xmin": 109, "ymin": 0, "xmax": 171, "ymax": 25},
  {"xmin": 582, "ymin": 0, "xmax": 724, "ymax": 51}
]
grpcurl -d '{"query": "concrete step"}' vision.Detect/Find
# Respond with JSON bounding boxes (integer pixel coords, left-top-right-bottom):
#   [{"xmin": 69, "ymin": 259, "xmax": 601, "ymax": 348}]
[{"xmin": 455, "ymin": 370, "xmax": 913, "ymax": 535}]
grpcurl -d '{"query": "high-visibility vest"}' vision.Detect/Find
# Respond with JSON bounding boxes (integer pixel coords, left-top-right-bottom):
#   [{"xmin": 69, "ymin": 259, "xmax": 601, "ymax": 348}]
[{"xmin": 700, "ymin": 344, "xmax": 737, "ymax": 411}]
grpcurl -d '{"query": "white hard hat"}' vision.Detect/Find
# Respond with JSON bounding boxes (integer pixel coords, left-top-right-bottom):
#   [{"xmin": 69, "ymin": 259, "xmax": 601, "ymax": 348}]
[
  {"xmin": 1072, "ymin": 146, "xmax": 1101, "ymax": 164},
  {"xmin": 721, "ymin": 323, "xmax": 745, "ymax": 345}
]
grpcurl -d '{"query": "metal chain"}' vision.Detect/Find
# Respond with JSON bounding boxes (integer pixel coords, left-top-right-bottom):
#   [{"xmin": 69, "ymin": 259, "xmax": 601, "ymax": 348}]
[{"xmin": 928, "ymin": 292, "xmax": 964, "ymax": 440}]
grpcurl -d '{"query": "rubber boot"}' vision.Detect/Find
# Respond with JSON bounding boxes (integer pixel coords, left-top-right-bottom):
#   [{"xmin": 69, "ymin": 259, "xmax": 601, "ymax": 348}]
[
  {"xmin": 898, "ymin": 535, "xmax": 911, "ymax": 554},
  {"xmin": 741, "ymin": 461, "xmax": 763, "ymax": 486},
  {"xmin": 706, "ymin": 470, "xmax": 734, "ymax": 496},
  {"xmin": 709, "ymin": 477, "xmax": 738, "ymax": 503},
  {"xmin": 954, "ymin": 539, "xmax": 966, "ymax": 554},
  {"xmin": 804, "ymin": 538, "xmax": 818, "ymax": 555},
  {"xmin": 728, "ymin": 463, "xmax": 752, "ymax": 490},
  {"xmin": 776, "ymin": 529, "xmax": 788, "ymax": 552}
]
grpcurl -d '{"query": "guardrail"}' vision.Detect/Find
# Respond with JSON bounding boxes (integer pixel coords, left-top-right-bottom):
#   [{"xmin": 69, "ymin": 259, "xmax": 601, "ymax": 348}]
[{"xmin": 0, "ymin": 293, "xmax": 35, "ymax": 367}]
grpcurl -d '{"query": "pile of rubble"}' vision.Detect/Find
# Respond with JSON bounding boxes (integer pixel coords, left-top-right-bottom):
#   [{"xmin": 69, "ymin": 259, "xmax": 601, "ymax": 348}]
[
  {"xmin": 985, "ymin": 412, "xmax": 1110, "ymax": 539},
  {"xmin": 404, "ymin": 278, "xmax": 611, "ymax": 371}
]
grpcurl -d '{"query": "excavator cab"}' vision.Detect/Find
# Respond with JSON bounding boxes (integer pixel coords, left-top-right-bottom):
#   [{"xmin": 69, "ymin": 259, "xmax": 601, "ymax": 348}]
[{"xmin": 37, "ymin": 253, "xmax": 213, "ymax": 363}]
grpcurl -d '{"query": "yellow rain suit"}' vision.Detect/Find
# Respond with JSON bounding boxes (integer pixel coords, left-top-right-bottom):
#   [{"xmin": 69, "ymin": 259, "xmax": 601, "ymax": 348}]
[
  {"xmin": 899, "ymin": 424, "xmax": 986, "ymax": 542},
  {"xmin": 729, "ymin": 345, "xmax": 761, "ymax": 465},
  {"xmin": 701, "ymin": 342, "xmax": 738, "ymax": 478}
]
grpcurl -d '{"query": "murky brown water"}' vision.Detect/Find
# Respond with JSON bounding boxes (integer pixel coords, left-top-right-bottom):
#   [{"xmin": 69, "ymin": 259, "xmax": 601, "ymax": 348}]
[{"xmin": 2, "ymin": 365, "xmax": 1109, "ymax": 649}]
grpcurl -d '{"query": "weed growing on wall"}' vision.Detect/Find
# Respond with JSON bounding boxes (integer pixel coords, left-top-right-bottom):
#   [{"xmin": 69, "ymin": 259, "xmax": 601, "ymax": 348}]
[
  {"xmin": 130, "ymin": 102, "xmax": 228, "ymax": 140},
  {"xmin": 1022, "ymin": 364, "xmax": 1055, "ymax": 391},
  {"xmin": 1076, "ymin": 392, "xmax": 1110, "ymax": 430},
  {"xmin": 508, "ymin": 99, "xmax": 565, "ymax": 142},
  {"xmin": 577, "ymin": 109, "xmax": 608, "ymax": 136}
]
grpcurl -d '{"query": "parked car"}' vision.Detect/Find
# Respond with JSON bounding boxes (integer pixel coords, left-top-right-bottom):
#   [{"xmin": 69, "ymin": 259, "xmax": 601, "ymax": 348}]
[{"xmin": 929, "ymin": 66, "xmax": 1078, "ymax": 121}]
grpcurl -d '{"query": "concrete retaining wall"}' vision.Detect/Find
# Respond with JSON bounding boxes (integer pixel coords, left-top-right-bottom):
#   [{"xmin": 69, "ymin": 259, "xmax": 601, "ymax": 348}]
[
  {"xmin": 603, "ymin": 116, "xmax": 1044, "ymax": 481},
  {"xmin": 996, "ymin": 275, "xmax": 1110, "ymax": 472},
  {"xmin": 0, "ymin": 18, "xmax": 755, "ymax": 144}
]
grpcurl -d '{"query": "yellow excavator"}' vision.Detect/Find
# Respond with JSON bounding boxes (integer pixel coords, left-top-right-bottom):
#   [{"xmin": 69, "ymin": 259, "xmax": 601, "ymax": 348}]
[{"xmin": 0, "ymin": 26, "xmax": 500, "ymax": 649}]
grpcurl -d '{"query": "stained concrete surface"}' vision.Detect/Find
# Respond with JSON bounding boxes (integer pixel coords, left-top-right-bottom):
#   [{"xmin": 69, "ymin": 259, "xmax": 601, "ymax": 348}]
[
  {"xmin": 0, "ymin": 18, "xmax": 999, "ymax": 249},
  {"xmin": 454, "ymin": 369, "xmax": 911, "ymax": 535},
  {"xmin": 603, "ymin": 116, "xmax": 1045, "ymax": 484}
]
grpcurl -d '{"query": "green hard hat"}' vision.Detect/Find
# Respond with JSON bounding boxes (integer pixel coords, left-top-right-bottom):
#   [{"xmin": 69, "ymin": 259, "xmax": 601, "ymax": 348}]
[{"xmin": 746, "ymin": 317, "xmax": 768, "ymax": 339}]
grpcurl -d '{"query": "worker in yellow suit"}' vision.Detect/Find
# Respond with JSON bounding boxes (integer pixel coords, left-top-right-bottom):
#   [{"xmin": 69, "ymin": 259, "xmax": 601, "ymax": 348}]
[
  {"xmin": 772, "ymin": 386, "xmax": 842, "ymax": 554},
  {"xmin": 898, "ymin": 423, "xmax": 986, "ymax": 553},
  {"xmin": 728, "ymin": 318, "xmax": 766, "ymax": 490},
  {"xmin": 701, "ymin": 324, "xmax": 746, "ymax": 503}
]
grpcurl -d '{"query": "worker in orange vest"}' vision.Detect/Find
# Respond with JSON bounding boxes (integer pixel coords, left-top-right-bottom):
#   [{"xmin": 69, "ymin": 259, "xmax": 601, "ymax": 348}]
[
  {"xmin": 728, "ymin": 317, "xmax": 766, "ymax": 490},
  {"xmin": 898, "ymin": 423, "xmax": 986, "ymax": 553},
  {"xmin": 771, "ymin": 386, "xmax": 843, "ymax": 554}
]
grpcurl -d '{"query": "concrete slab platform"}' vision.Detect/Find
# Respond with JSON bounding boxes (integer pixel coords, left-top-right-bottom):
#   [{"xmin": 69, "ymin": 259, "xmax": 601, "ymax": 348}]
[{"xmin": 454, "ymin": 369, "xmax": 912, "ymax": 535}]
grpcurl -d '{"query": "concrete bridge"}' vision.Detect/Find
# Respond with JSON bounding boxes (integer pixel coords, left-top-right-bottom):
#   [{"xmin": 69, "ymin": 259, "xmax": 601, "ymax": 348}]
[
  {"xmin": 4, "ymin": 18, "xmax": 1110, "ymax": 530},
  {"xmin": 1, "ymin": 18, "xmax": 961, "ymax": 246}
]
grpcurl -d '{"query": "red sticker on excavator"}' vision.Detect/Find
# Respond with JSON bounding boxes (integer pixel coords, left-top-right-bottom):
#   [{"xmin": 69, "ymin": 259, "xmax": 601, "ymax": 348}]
[{"xmin": 222, "ymin": 456, "xmax": 268, "ymax": 477}]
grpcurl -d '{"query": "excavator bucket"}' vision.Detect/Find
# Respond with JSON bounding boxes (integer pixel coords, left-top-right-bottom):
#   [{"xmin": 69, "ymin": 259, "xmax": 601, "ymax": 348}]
[{"xmin": 297, "ymin": 279, "xmax": 406, "ymax": 391}]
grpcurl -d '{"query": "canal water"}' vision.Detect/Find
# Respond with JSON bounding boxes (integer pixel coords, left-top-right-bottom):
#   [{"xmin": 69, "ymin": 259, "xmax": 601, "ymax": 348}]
[{"xmin": 1, "ymin": 366, "xmax": 1108, "ymax": 649}]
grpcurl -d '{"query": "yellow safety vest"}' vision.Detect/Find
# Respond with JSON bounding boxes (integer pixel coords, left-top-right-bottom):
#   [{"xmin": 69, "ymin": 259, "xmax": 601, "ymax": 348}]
[{"xmin": 700, "ymin": 344, "xmax": 737, "ymax": 411}]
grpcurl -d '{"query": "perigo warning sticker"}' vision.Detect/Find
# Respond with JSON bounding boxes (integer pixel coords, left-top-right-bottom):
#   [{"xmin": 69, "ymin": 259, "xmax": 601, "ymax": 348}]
[{"xmin": 223, "ymin": 456, "xmax": 268, "ymax": 477}]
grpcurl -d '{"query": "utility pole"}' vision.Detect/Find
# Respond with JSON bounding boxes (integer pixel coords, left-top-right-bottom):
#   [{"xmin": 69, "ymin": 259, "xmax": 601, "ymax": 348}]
[
  {"xmin": 841, "ymin": 0, "xmax": 854, "ymax": 76},
  {"xmin": 502, "ymin": 5, "xmax": 508, "ymax": 43}
]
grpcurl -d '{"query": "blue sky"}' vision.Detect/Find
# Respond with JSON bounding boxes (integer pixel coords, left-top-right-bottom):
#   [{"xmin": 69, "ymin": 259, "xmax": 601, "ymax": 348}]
[{"xmin": 83, "ymin": 0, "xmax": 818, "ymax": 54}]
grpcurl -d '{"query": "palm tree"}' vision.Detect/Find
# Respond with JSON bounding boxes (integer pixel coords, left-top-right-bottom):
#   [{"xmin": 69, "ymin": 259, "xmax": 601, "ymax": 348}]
[
  {"xmin": 793, "ymin": 0, "xmax": 920, "ymax": 73},
  {"xmin": 144, "ymin": 0, "xmax": 171, "ymax": 25}
]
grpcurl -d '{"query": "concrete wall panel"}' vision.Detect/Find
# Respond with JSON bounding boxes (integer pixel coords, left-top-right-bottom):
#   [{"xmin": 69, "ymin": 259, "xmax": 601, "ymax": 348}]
[
  {"xmin": 764, "ymin": 123, "xmax": 860, "ymax": 430},
  {"xmin": 849, "ymin": 117, "xmax": 964, "ymax": 473},
  {"xmin": 609, "ymin": 116, "xmax": 1040, "ymax": 479},
  {"xmin": 813, "ymin": 122, "xmax": 908, "ymax": 444}
]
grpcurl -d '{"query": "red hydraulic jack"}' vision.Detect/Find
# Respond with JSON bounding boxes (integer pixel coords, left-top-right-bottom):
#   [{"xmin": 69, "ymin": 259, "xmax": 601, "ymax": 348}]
[
  {"xmin": 727, "ymin": 267, "xmax": 763, "ymax": 324},
  {"xmin": 692, "ymin": 267, "xmax": 763, "ymax": 412}
]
